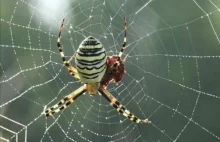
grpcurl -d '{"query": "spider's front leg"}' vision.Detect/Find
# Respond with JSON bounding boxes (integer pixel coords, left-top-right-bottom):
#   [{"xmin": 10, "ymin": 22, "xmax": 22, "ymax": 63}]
[
  {"xmin": 45, "ymin": 85, "xmax": 86, "ymax": 116},
  {"xmin": 99, "ymin": 87, "xmax": 149, "ymax": 124},
  {"xmin": 57, "ymin": 18, "xmax": 79, "ymax": 79}
]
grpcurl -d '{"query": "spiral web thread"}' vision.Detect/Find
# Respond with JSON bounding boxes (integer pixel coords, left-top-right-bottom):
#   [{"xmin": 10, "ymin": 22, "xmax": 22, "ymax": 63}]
[{"xmin": 0, "ymin": 0, "xmax": 220, "ymax": 142}]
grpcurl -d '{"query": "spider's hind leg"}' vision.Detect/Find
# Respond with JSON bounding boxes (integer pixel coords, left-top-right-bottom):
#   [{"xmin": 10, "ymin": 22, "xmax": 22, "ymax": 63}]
[
  {"xmin": 57, "ymin": 18, "xmax": 80, "ymax": 79},
  {"xmin": 118, "ymin": 17, "xmax": 127, "ymax": 58}
]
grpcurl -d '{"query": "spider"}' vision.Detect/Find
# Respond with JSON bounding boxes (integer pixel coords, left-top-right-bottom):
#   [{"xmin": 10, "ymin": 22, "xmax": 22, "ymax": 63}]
[{"xmin": 45, "ymin": 17, "xmax": 148, "ymax": 124}]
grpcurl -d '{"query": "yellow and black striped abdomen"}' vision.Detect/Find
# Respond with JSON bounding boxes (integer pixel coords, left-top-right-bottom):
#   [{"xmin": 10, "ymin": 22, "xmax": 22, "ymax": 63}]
[{"xmin": 75, "ymin": 36, "xmax": 107, "ymax": 83}]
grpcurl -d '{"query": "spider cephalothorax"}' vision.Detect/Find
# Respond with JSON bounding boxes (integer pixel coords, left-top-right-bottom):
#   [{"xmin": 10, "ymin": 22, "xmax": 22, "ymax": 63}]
[{"xmin": 45, "ymin": 17, "xmax": 148, "ymax": 124}]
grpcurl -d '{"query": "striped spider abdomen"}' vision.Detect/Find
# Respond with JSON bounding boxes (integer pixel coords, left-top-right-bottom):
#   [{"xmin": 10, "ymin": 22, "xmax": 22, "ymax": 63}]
[{"xmin": 75, "ymin": 36, "xmax": 107, "ymax": 84}]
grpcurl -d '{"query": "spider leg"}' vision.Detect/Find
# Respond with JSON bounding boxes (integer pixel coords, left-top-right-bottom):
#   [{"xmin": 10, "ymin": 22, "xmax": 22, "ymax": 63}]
[
  {"xmin": 45, "ymin": 85, "xmax": 86, "ymax": 117},
  {"xmin": 67, "ymin": 54, "xmax": 75, "ymax": 64},
  {"xmin": 57, "ymin": 18, "xmax": 79, "ymax": 79},
  {"xmin": 99, "ymin": 87, "xmax": 148, "ymax": 124},
  {"xmin": 118, "ymin": 17, "xmax": 127, "ymax": 58}
]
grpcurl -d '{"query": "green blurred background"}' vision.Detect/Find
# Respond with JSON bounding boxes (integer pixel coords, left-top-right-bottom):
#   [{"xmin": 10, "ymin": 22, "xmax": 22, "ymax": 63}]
[{"xmin": 1, "ymin": 0, "xmax": 220, "ymax": 142}]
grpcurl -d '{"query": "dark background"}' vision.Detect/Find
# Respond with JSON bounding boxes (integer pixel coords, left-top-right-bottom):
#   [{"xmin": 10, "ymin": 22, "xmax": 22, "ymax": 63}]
[{"xmin": 1, "ymin": 0, "xmax": 220, "ymax": 142}]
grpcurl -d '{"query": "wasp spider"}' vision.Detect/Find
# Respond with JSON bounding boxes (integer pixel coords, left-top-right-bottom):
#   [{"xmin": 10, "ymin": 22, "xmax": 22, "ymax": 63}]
[{"xmin": 45, "ymin": 17, "xmax": 148, "ymax": 124}]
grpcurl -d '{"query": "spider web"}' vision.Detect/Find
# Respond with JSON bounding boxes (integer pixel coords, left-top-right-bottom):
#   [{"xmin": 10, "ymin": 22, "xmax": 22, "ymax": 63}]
[{"xmin": 1, "ymin": 0, "xmax": 220, "ymax": 141}]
